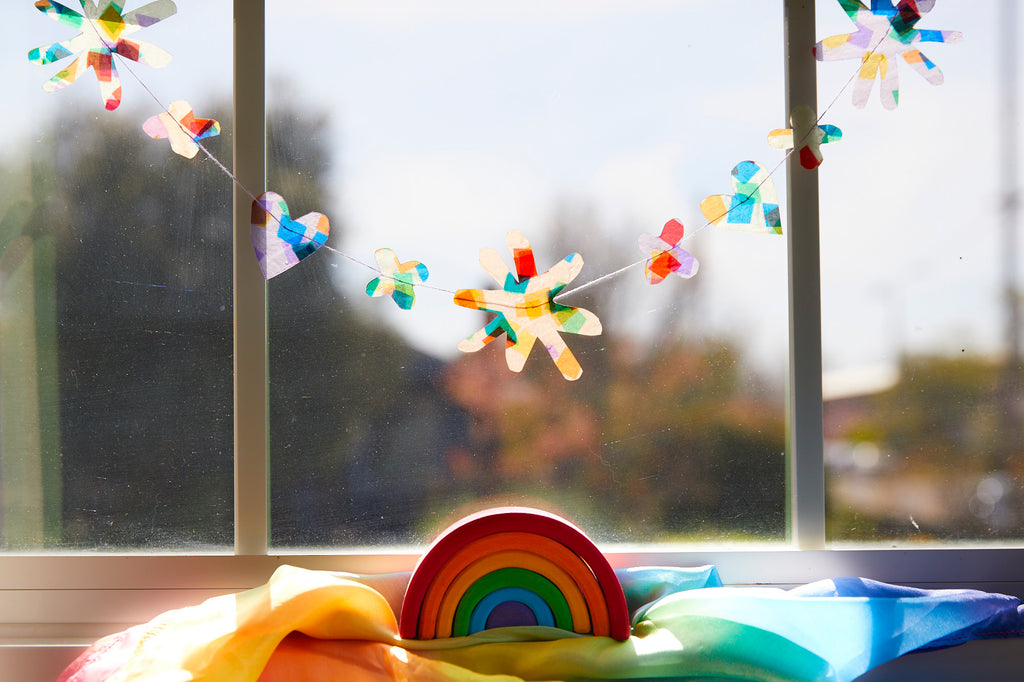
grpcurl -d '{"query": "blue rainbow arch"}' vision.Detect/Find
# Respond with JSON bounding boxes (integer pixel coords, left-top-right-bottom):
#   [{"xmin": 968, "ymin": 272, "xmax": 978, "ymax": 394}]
[{"xmin": 471, "ymin": 587, "xmax": 555, "ymax": 631}]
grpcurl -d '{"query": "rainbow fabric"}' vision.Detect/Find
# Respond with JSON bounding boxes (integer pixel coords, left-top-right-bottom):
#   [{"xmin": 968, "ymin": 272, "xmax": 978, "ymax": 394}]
[{"xmin": 56, "ymin": 564, "xmax": 1024, "ymax": 682}]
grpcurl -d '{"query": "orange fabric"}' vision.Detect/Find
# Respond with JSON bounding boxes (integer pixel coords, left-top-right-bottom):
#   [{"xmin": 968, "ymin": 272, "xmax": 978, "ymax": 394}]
[
  {"xmin": 78, "ymin": 566, "xmax": 401, "ymax": 682},
  {"xmin": 257, "ymin": 632, "xmax": 532, "ymax": 682}
]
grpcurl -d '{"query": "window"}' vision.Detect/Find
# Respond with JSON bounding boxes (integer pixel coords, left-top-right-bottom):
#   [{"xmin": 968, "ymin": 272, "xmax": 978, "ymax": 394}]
[
  {"xmin": 2, "ymin": 1, "xmax": 1023, "ymax": 674},
  {"xmin": 1, "ymin": 0, "xmax": 234, "ymax": 551},
  {"xmin": 817, "ymin": 1, "xmax": 1024, "ymax": 544},
  {"xmin": 264, "ymin": 1, "xmax": 788, "ymax": 547}
]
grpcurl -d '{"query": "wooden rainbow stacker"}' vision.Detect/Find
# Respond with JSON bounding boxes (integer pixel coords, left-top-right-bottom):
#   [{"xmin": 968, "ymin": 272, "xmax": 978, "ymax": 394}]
[{"xmin": 400, "ymin": 507, "xmax": 631, "ymax": 641}]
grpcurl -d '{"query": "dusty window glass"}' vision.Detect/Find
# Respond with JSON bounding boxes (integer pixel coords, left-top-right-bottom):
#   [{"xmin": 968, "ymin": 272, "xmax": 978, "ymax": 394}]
[
  {"xmin": 0, "ymin": 2, "xmax": 234, "ymax": 550},
  {"xmin": 817, "ymin": 0, "xmax": 1024, "ymax": 544},
  {"xmin": 266, "ymin": 1, "xmax": 788, "ymax": 547}
]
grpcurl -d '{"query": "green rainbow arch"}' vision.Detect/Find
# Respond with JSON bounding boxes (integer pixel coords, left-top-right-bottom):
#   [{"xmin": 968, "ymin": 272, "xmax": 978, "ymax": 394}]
[{"xmin": 452, "ymin": 567, "xmax": 573, "ymax": 636}]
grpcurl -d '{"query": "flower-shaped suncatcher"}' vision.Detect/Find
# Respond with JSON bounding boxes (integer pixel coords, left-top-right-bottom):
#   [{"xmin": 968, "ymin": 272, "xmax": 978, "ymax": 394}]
[
  {"xmin": 767, "ymin": 105, "xmax": 842, "ymax": 170},
  {"xmin": 454, "ymin": 231, "xmax": 602, "ymax": 381},
  {"xmin": 365, "ymin": 248, "xmax": 430, "ymax": 310},
  {"xmin": 28, "ymin": 1, "xmax": 178, "ymax": 111},
  {"xmin": 814, "ymin": 0, "xmax": 962, "ymax": 110},
  {"xmin": 638, "ymin": 219, "xmax": 699, "ymax": 285},
  {"xmin": 142, "ymin": 99, "xmax": 219, "ymax": 159}
]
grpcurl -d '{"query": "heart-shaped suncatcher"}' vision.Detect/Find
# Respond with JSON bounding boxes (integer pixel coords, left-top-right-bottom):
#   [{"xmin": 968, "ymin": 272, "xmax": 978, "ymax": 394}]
[
  {"xmin": 699, "ymin": 161, "xmax": 782, "ymax": 235},
  {"xmin": 250, "ymin": 192, "xmax": 330, "ymax": 279}
]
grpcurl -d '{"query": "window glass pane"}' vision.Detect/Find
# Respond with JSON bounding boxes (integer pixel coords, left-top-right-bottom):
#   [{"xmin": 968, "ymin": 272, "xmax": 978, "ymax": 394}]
[
  {"xmin": 0, "ymin": 2, "xmax": 234, "ymax": 550},
  {"xmin": 818, "ymin": 0, "xmax": 1024, "ymax": 544},
  {"xmin": 267, "ymin": 1, "xmax": 788, "ymax": 547}
]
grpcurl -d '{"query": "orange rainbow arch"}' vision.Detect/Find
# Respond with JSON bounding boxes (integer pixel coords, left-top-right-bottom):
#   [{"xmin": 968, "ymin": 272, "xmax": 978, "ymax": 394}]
[{"xmin": 399, "ymin": 507, "xmax": 630, "ymax": 641}]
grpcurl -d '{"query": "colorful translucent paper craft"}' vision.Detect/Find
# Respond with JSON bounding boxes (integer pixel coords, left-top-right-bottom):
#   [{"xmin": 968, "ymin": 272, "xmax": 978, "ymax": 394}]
[
  {"xmin": 365, "ymin": 248, "xmax": 429, "ymax": 310},
  {"xmin": 700, "ymin": 161, "xmax": 783, "ymax": 235},
  {"xmin": 814, "ymin": 0, "xmax": 963, "ymax": 110},
  {"xmin": 638, "ymin": 219, "xmax": 699, "ymax": 285},
  {"xmin": 28, "ymin": 0, "xmax": 178, "ymax": 111},
  {"xmin": 142, "ymin": 100, "xmax": 220, "ymax": 159},
  {"xmin": 767, "ymin": 105, "xmax": 843, "ymax": 170},
  {"xmin": 400, "ymin": 507, "xmax": 631, "ymax": 641},
  {"xmin": 454, "ymin": 231, "xmax": 601, "ymax": 381},
  {"xmin": 250, "ymin": 192, "xmax": 330, "ymax": 279}
]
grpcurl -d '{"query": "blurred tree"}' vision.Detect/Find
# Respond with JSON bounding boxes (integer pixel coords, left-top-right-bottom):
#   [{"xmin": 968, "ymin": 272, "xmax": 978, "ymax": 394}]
[
  {"xmin": 2, "ymin": 101, "xmax": 427, "ymax": 548},
  {"xmin": 827, "ymin": 354, "xmax": 1024, "ymax": 540},
  {"xmin": 41, "ymin": 107, "xmax": 235, "ymax": 548},
  {"xmin": 0, "ymin": 168, "xmax": 60, "ymax": 549},
  {"xmin": 877, "ymin": 356, "xmax": 1002, "ymax": 468},
  {"xmin": 434, "ymin": 203, "xmax": 786, "ymax": 543}
]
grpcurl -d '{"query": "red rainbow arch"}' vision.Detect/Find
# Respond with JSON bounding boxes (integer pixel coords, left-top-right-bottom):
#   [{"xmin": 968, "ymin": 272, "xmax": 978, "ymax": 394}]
[{"xmin": 399, "ymin": 507, "xmax": 630, "ymax": 641}]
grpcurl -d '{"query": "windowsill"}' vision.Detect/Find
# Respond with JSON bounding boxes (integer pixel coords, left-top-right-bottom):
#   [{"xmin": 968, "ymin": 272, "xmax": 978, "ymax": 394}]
[
  {"xmin": 3, "ymin": 548, "xmax": 1023, "ymax": 642},
  {"xmin": 3, "ymin": 545, "xmax": 1023, "ymax": 587}
]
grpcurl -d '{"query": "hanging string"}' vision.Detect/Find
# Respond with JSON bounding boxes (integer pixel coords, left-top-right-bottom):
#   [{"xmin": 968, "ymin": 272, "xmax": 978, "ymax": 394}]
[
  {"xmin": 108, "ymin": 40, "xmax": 399, "ymax": 282},
  {"xmin": 554, "ymin": 30, "xmax": 889, "ymax": 303},
  {"xmin": 109, "ymin": 41, "xmax": 534, "ymax": 307},
  {"xmin": 96, "ymin": 14, "xmax": 886, "ymax": 315}
]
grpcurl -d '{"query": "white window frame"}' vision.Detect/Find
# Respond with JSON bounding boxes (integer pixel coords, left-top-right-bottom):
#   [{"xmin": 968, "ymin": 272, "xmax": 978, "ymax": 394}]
[{"xmin": 2, "ymin": 1, "xmax": 1023, "ymax": 677}]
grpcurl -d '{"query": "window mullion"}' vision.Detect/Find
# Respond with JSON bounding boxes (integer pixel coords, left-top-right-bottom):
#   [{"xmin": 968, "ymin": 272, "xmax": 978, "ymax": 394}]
[
  {"xmin": 232, "ymin": 0, "xmax": 269, "ymax": 556},
  {"xmin": 783, "ymin": 0, "xmax": 826, "ymax": 550}
]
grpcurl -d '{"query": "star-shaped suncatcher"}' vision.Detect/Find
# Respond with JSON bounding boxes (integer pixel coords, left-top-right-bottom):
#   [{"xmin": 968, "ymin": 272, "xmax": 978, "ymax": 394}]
[
  {"xmin": 814, "ymin": 0, "xmax": 962, "ymax": 110},
  {"xmin": 454, "ymin": 231, "xmax": 601, "ymax": 381},
  {"xmin": 767, "ymin": 105, "xmax": 842, "ymax": 170},
  {"xmin": 28, "ymin": 0, "xmax": 177, "ymax": 111},
  {"xmin": 638, "ymin": 219, "xmax": 699, "ymax": 285},
  {"xmin": 365, "ymin": 248, "xmax": 429, "ymax": 310},
  {"xmin": 142, "ymin": 100, "xmax": 219, "ymax": 159}
]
